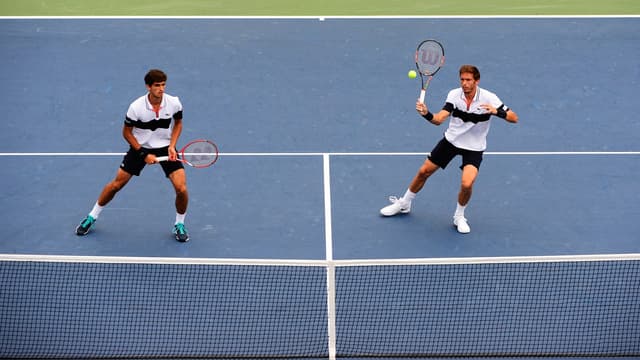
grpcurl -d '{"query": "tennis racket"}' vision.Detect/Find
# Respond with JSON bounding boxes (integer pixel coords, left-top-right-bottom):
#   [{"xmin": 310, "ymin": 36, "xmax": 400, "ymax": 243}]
[
  {"xmin": 156, "ymin": 139, "xmax": 219, "ymax": 168},
  {"xmin": 415, "ymin": 39, "xmax": 445, "ymax": 103}
]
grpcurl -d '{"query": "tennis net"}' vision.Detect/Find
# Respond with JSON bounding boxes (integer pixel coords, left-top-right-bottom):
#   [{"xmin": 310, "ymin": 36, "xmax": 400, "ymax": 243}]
[{"xmin": 1, "ymin": 253, "xmax": 639, "ymax": 359}]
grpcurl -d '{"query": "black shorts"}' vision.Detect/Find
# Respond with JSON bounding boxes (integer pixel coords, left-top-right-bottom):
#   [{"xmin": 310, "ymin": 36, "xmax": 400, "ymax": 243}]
[
  {"xmin": 428, "ymin": 137, "xmax": 483, "ymax": 170},
  {"xmin": 120, "ymin": 146, "xmax": 184, "ymax": 177}
]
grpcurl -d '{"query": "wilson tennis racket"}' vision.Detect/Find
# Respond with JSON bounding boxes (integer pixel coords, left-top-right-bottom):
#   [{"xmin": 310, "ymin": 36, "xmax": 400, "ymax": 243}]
[
  {"xmin": 156, "ymin": 139, "xmax": 219, "ymax": 168},
  {"xmin": 415, "ymin": 39, "xmax": 445, "ymax": 103}
]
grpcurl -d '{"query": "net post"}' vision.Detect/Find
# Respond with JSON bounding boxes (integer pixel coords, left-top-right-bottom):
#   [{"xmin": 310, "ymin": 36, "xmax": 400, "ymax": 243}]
[
  {"xmin": 323, "ymin": 153, "xmax": 336, "ymax": 360},
  {"xmin": 326, "ymin": 261, "xmax": 337, "ymax": 360}
]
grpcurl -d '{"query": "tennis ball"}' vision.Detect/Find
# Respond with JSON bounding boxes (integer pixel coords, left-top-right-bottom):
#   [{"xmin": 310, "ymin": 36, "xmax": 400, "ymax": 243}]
[{"xmin": 408, "ymin": 70, "xmax": 417, "ymax": 79}]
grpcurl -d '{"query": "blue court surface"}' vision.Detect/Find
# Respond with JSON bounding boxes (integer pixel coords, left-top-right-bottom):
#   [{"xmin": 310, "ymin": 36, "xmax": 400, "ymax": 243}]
[
  {"xmin": 0, "ymin": 17, "xmax": 638, "ymax": 259},
  {"xmin": 0, "ymin": 17, "xmax": 639, "ymax": 358}
]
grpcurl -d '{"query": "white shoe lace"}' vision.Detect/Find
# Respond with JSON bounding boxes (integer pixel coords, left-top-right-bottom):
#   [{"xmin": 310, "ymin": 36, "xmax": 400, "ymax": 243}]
[
  {"xmin": 387, "ymin": 196, "xmax": 409, "ymax": 210},
  {"xmin": 454, "ymin": 216, "xmax": 470, "ymax": 233}
]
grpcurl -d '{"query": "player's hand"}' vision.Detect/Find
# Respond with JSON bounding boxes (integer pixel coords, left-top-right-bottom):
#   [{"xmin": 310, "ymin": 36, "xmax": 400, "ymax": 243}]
[
  {"xmin": 479, "ymin": 104, "xmax": 496, "ymax": 115},
  {"xmin": 416, "ymin": 100, "xmax": 428, "ymax": 116},
  {"xmin": 145, "ymin": 154, "xmax": 158, "ymax": 165},
  {"xmin": 168, "ymin": 147, "xmax": 178, "ymax": 161}
]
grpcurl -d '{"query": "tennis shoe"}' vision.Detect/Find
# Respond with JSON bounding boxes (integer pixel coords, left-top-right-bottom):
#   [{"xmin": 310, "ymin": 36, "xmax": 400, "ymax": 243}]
[
  {"xmin": 453, "ymin": 216, "xmax": 471, "ymax": 234},
  {"xmin": 75, "ymin": 215, "xmax": 96, "ymax": 236},
  {"xmin": 173, "ymin": 223, "xmax": 190, "ymax": 242},
  {"xmin": 380, "ymin": 196, "xmax": 411, "ymax": 216}
]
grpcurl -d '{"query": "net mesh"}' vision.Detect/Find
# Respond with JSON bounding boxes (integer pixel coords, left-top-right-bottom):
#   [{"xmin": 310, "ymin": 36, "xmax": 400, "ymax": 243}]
[
  {"xmin": 336, "ymin": 260, "xmax": 640, "ymax": 357},
  {"xmin": 0, "ymin": 260, "xmax": 328, "ymax": 358},
  {"xmin": 416, "ymin": 40, "xmax": 444, "ymax": 75},
  {"xmin": 1, "ymin": 255, "xmax": 639, "ymax": 359}
]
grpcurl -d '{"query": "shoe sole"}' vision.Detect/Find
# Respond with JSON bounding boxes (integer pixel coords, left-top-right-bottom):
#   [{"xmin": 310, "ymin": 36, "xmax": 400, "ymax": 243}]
[
  {"xmin": 174, "ymin": 233, "xmax": 190, "ymax": 242},
  {"xmin": 380, "ymin": 209, "xmax": 410, "ymax": 216},
  {"xmin": 453, "ymin": 223, "xmax": 471, "ymax": 234},
  {"xmin": 75, "ymin": 226, "xmax": 92, "ymax": 236}
]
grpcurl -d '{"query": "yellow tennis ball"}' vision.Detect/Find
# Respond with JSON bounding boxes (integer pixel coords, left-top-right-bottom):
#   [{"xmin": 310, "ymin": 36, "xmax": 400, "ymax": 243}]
[{"xmin": 408, "ymin": 70, "xmax": 417, "ymax": 79}]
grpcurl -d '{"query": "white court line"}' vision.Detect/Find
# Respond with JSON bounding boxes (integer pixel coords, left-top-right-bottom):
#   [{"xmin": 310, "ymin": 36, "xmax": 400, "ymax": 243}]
[
  {"xmin": 1, "ymin": 151, "xmax": 639, "ymax": 156},
  {"xmin": 328, "ymin": 151, "xmax": 640, "ymax": 156},
  {"xmin": 322, "ymin": 154, "xmax": 334, "ymax": 261},
  {"xmin": 2, "ymin": 15, "xmax": 639, "ymax": 19},
  {"xmin": 3, "ymin": 253, "xmax": 638, "ymax": 265}
]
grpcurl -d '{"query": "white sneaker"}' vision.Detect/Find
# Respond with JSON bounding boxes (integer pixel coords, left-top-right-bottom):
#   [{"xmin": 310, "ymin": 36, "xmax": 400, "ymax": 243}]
[
  {"xmin": 453, "ymin": 216, "xmax": 471, "ymax": 234},
  {"xmin": 380, "ymin": 196, "xmax": 411, "ymax": 216}
]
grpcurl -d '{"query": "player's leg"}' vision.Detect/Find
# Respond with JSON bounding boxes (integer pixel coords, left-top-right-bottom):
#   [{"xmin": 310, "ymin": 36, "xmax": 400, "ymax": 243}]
[
  {"xmin": 76, "ymin": 148, "xmax": 144, "ymax": 236},
  {"xmin": 453, "ymin": 149, "xmax": 482, "ymax": 234},
  {"xmin": 76, "ymin": 168, "xmax": 134, "ymax": 236},
  {"xmin": 410, "ymin": 159, "xmax": 440, "ymax": 193},
  {"xmin": 380, "ymin": 138, "xmax": 454, "ymax": 216},
  {"xmin": 168, "ymin": 168, "xmax": 188, "ymax": 215},
  {"xmin": 458, "ymin": 164, "xmax": 478, "ymax": 207},
  {"xmin": 167, "ymin": 167, "xmax": 189, "ymax": 242},
  {"xmin": 453, "ymin": 165, "xmax": 477, "ymax": 233},
  {"xmin": 97, "ymin": 169, "xmax": 134, "ymax": 206},
  {"xmin": 380, "ymin": 159, "xmax": 440, "ymax": 216}
]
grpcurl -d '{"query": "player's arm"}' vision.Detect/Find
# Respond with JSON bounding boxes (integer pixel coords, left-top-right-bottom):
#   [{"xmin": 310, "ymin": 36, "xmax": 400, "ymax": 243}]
[
  {"xmin": 480, "ymin": 103, "xmax": 519, "ymax": 123},
  {"xmin": 168, "ymin": 113, "xmax": 183, "ymax": 161},
  {"xmin": 416, "ymin": 100, "xmax": 450, "ymax": 126},
  {"xmin": 122, "ymin": 124, "xmax": 156, "ymax": 164},
  {"xmin": 503, "ymin": 108, "xmax": 518, "ymax": 123}
]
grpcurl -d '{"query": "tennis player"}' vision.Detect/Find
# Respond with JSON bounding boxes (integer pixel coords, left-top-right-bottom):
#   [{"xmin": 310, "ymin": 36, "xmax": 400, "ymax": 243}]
[
  {"xmin": 380, "ymin": 65, "xmax": 518, "ymax": 233},
  {"xmin": 75, "ymin": 69, "xmax": 190, "ymax": 242}
]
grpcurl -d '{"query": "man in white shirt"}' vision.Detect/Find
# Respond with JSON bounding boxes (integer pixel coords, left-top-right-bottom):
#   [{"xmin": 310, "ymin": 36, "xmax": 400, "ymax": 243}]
[
  {"xmin": 380, "ymin": 65, "xmax": 518, "ymax": 233},
  {"xmin": 76, "ymin": 69, "xmax": 191, "ymax": 242}
]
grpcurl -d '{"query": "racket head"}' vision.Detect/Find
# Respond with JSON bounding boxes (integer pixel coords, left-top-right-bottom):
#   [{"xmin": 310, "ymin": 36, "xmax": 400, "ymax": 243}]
[
  {"xmin": 415, "ymin": 39, "xmax": 445, "ymax": 82},
  {"xmin": 179, "ymin": 139, "xmax": 219, "ymax": 168}
]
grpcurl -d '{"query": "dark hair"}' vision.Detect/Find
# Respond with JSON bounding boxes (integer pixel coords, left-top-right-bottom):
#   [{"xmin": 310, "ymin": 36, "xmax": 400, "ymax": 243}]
[
  {"xmin": 144, "ymin": 69, "xmax": 167, "ymax": 85},
  {"xmin": 459, "ymin": 65, "xmax": 480, "ymax": 80}
]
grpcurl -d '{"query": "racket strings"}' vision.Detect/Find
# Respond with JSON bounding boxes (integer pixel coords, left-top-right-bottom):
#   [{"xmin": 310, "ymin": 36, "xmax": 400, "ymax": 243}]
[
  {"xmin": 416, "ymin": 41, "xmax": 444, "ymax": 76},
  {"xmin": 181, "ymin": 142, "xmax": 218, "ymax": 167}
]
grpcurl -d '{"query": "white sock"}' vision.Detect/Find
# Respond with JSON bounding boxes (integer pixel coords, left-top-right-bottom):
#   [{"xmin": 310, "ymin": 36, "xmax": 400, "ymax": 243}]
[
  {"xmin": 175, "ymin": 212, "xmax": 186, "ymax": 225},
  {"xmin": 454, "ymin": 203, "xmax": 466, "ymax": 217},
  {"xmin": 89, "ymin": 202, "xmax": 104, "ymax": 219},
  {"xmin": 402, "ymin": 189, "xmax": 416, "ymax": 204}
]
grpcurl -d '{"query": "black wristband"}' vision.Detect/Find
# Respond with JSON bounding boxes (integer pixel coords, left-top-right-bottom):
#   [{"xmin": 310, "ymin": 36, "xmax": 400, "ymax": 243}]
[
  {"xmin": 137, "ymin": 147, "xmax": 148, "ymax": 159},
  {"xmin": 423, "ymin": 112, "xmax": 434, "ymax": 121},
  {"xmin": 495, "ymin": 108, "xmax": 507, "ymax": 119}
]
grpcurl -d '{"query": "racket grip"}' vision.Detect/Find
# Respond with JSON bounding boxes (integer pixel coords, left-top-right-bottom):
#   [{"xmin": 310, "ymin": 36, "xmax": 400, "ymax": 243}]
[
  {"xmin": 419, "ymin": 89, "xmax": 426, "ymax": 103},
  {"xmin": 155, "ymin": 156, "xmax": 169, "ymax": 162}
]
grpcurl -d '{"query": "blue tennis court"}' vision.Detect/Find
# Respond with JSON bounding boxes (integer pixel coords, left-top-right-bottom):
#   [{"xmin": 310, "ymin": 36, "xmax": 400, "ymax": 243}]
[{"xmin": 0, "ymin": 17, "xmax": 638, "ymax": 358}]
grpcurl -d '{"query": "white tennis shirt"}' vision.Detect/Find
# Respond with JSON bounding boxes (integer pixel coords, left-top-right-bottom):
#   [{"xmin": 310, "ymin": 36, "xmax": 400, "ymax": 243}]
[
  {"xmin": 442, "ymin": 87, "xmax": 507, "ymax": 151},
  {"xmin": 124, "ymin": 93, "xmax": 183, "ymax": 149}
]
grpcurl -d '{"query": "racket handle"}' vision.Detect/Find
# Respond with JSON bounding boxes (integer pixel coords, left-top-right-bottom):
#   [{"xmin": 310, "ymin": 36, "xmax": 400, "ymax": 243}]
[
  {"xmin": 155, "ymin": 156, "xmax": 169, "ymax": 162},
  {"xmin": 419, "ymin": 89, "xmax": 426, "ymax": 103}
]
